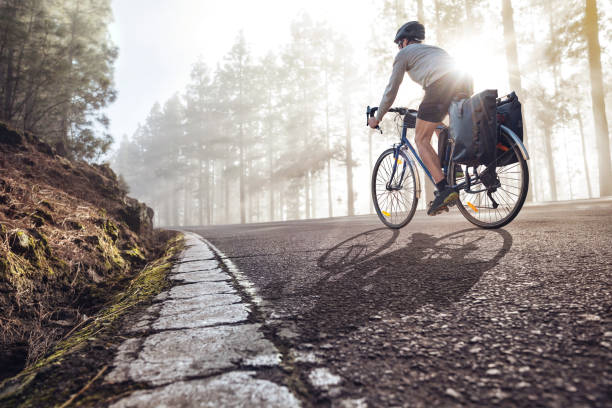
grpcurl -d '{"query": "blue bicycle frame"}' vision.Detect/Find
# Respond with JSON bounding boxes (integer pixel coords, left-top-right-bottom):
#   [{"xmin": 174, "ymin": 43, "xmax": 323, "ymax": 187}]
[{"xmin": 387, "ymin": 114, "xmax": 436, "ymax": 191}]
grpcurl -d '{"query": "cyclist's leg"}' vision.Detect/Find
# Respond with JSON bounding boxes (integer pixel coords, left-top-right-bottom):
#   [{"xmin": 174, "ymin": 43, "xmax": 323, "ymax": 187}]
[
  {"xmin": 414, "ymin": 118, "xmax": 445, "ymax": 184},
  {"xmin": 416, "ymin": 76, "xmax": 455, "ymax": 186},
  {"xmin": 417, "ymin": 97, "xmax": 459, "ymax": 215}
]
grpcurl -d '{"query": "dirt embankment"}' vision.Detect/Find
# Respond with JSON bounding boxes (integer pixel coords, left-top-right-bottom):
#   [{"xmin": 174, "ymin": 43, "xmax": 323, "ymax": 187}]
[{"xmin": 0, "ymin": 122, "xmax": 160, "ymax": 380}]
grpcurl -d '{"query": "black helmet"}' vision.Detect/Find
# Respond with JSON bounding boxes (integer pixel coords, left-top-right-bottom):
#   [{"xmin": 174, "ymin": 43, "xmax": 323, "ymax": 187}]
[{"xmin": 394, "ymin": 21, "xmax": 425, "ymax": 44}]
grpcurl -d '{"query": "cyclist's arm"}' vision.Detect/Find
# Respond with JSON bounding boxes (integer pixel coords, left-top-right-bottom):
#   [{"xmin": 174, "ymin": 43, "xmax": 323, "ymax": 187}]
[{"xmin": 375, "ymin": 53, "xmax": 408, "ymax": 122}]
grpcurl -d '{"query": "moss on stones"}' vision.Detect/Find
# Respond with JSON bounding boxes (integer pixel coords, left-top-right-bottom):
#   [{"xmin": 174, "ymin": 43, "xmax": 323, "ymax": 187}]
[
  {"xmin": 104, "ymin": 220, "xmax": 119, "ymax": 243},
  {"xmin": 65, "ymin": 220, "xmax": 84, "ymax": 230},
  {"xmin": 121, "ymin": 246, "xmax": 145, "ymax": 263}
]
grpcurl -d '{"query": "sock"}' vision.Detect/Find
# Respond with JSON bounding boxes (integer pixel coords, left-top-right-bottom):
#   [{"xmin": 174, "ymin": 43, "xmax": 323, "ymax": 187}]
[{"xmin": 435, "ymin": 180, "xmax": 447, "ymax": 191}]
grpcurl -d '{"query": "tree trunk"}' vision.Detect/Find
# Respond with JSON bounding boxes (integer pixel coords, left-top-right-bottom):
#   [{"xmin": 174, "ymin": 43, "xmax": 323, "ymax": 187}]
[
  {"xmin": 198, "ymin": 158, "xmax": 204, "ymax": 225},
  {"xmin": 577, "ymin": 111, "xmax": 593, "ymax": 198},
  {"xmin": 183, "ymin": 176, "xmax": 190, "ymax": 226},
  {"xmin": 204, "ymin": 159, "xmax": 211, "ymax": 225},
  {"xmin": 256, "ymin": 191, "xmax": 261, "ymax": 223},
  {"xmin": 543, "ymin": 126, "xmax": 558, "ymax": 201},
  {"xmin": 502, "ymin": 0, "xmax": 533, "ymax": 202},
  {"xmin": 563, "ymin": 135, "xmax": 574, "ymax": 200},
  {"xmin": 394, "ymin": 0, "xmax": 405, "ymax": 27},
  {"xmin": 209, "ymin": 160, "xmax": 215, "ymax": 224},
  {"xmin": 268, "ymin": 136, "xmax": 274, "ymax": 222},
  {"xmin": 346, "ymin": 114, "xmax": 354, "ymax": 216},
  {"xmin": 310, "ymin": 171, "xmax": 316, "ymax": 219},
  {"xmin": 239, "ymin": 123, "xmax": 246, "ymax": 223},
  {"xmin": 279, "ymin": 184, "xmax": 285, "ymax": 221},
  {"xmin": 434, "ymin": 0, "xmax": 441, "ymax": 42},
  {"xmin": 417, "ymin": 0, "xmax": 424, "ymax": 22},
  {"xmin": 585, "ymin": 0, "xmax": 612, "ymax": 196},
  {"xmin": 224, "ymin": 162, "xmax": 230, "ymax": 223},
  {"xmin": 325, "ymin": 71, "xmax": 333, "ymax": 218},
  {"xmin": 304, "ymin": 174, "xmax": 311, "ymax": 219},
  {"xmin": 248, "ymin": 155, "xmax": 253, "ymax": 223}
]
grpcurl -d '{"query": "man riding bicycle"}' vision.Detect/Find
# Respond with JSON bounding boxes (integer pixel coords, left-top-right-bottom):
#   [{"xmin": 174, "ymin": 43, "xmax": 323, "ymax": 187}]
[{"xmin": 368, "ymin": 21, "xmax": 472, "ymax": 216}]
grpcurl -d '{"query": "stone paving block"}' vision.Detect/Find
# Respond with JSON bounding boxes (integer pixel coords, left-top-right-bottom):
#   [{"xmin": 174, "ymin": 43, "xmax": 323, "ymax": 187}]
[
  {"xmin": 153, "ymin": 303, "xmax": 249, "ymax": 330},
  {"xmin": 105, "ymin": 338, "xmax": 142, "ymax": 383},
  {"xmin": 157, "ymin": 294, "xmax": 242, "ymax": 316},
  {"xmin": 107, "ymin": 324, "xmax": 281, "ymax": 386},
  {"xmin": 180, "ymin": 241, "xmax": 215, "ymax": 258},
  {"xmin": 157, "ymin": 281, "xmax": 235, "ymax": 301},
  {"xmin": 109, "ymin": 371, "xmax": 301, "ymax": 408},
  {"xmin": 170, "ymin": 270, "xmax": 229, "ymax": 283},
  {"xmin": 178, "ymin": 253, "xmax": 217, "ymax": 262},
  {"xmin": 171, "ymin": 259, "xmax": 219, "ymax": 274}
]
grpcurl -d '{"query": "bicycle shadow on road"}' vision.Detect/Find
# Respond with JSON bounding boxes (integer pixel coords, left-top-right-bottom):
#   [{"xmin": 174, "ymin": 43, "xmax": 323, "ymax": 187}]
[{"xmin": 300, "ymin": 227, "xmax": 513, "ymax": 336}]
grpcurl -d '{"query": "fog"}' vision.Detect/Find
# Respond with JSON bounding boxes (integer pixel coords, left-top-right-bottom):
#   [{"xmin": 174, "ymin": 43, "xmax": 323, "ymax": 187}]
[{"xmin": 109, "ymin": 0, "xmax": 612, "ymax": 227}]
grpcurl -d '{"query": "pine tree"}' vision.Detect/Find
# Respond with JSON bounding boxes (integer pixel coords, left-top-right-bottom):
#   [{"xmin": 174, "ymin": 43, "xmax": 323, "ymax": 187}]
[{"xmin": 0, "ymin": 0, "xmax": 117, "ymax": 160}]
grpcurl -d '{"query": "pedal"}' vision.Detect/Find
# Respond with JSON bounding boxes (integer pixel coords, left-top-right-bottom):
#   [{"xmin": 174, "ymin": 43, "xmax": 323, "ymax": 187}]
[{"xmin": 428, "ymin": 205, "xmax": 449, "ymax": 216}]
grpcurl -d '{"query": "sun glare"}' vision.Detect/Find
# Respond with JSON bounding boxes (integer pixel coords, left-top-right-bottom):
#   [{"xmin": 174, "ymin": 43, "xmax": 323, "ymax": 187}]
[{"xmin": 450, "ymin": 39, "xmax": 509, "ymax": 93}]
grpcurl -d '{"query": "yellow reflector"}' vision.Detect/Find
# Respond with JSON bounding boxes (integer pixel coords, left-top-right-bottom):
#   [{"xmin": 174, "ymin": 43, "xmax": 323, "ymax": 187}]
[
  {"xmin": 467, "ymin": 202, "xmax": 478, "ymax": 212},
  {"xmin": 382, "ymin": 211, "xmax": 391, "ymax": 217},
  {"xmin": 397, "ymin": 159, "xmax": 402, "ymax": 164}
]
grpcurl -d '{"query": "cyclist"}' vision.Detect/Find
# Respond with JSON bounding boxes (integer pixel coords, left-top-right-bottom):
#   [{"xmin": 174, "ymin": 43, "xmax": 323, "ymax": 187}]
[{"xmin": 368, "ymin": 21, "xmax": 472, "ymax": 216}]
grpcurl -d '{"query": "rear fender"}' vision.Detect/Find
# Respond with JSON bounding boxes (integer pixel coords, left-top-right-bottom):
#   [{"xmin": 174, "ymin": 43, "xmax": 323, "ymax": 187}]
[{"xmin": 500, "ymin": 125, "xmax": 530, "ymax": 160}]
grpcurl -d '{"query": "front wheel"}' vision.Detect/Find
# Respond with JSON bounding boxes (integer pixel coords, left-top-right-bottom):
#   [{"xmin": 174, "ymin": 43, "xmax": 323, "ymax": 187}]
[
  {"xmin": 449, "ymin": 128, "xmax": 529, "ymax": 229},
  {"xmin": 372, "ymin": 148, "xmax": 418, "ymax": 229}
]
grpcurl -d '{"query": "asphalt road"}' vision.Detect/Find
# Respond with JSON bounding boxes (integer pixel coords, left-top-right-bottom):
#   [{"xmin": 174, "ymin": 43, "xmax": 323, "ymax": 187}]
[{"xmin": 187, "ymin": 199, "xmax": 612, "ymax": 407}]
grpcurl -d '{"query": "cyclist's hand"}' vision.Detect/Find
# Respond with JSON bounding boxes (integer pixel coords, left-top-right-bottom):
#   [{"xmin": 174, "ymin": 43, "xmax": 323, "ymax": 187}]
[{"xmin": 368, "ymin": 117, "xmax": 380, "ymax": 129}]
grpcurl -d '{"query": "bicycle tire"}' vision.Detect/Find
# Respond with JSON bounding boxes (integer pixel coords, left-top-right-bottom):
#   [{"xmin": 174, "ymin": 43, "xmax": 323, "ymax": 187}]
[
  {"xmin": 372, "ymin": 148, "xmax": 418, "ymax": 229},
  {"xmin": 449, "ymin": 129, "xmax": 529, "ymax": 229}
]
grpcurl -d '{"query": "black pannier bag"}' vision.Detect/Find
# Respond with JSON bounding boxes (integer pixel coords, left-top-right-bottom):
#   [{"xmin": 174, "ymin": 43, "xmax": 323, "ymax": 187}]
[
  {"xmin": 449, "ymin": 89, "xmax": 498, "ymax": 167},
  {"xmin": 496, "ymin": 91, "xmax": 523, "ymax": 165}
]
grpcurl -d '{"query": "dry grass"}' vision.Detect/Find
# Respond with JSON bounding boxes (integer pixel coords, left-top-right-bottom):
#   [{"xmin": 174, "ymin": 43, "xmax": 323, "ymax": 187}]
[{"xmin": 0, "ymin": 123, "xmax": 155, "ymax": 375}]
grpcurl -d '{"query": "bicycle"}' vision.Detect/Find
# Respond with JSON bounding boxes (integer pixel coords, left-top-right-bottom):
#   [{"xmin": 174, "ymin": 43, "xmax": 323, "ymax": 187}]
[{"xmin": 366, "ymin": 103, "xmax": 530, "ymax": 229}]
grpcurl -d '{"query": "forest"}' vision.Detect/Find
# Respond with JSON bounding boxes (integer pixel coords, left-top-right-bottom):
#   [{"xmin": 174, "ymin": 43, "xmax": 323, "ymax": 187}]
[{"xmin": 1, "ymin": 0, "xmax": 611, "ymax": 227}]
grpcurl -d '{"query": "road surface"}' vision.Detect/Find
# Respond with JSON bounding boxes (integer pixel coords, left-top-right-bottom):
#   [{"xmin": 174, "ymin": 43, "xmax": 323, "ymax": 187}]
[{"xmin": 185, "ymin": 199, "xmax": 612, "ymax": 407}]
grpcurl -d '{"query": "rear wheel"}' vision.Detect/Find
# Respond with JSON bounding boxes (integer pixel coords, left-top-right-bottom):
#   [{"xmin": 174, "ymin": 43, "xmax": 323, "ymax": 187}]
[
  {"xmin": 372, "ymin": 148, "xmax": 418, "ymax": 229},
  {"xmin": 449, "ymin": 129, "xmax": 529, "ymax": 229}
]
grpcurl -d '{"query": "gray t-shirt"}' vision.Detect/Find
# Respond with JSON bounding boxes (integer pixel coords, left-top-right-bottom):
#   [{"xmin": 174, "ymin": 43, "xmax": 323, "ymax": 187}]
[{"xmin": 376, "ymin": 43, "xmax": 456, "ymax": 121}]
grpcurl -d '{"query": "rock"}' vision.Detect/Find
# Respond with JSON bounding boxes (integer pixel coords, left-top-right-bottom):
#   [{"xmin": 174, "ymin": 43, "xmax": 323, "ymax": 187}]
[
  {"xmin": 489, "ymin": 389, "xmax": 510, "ymax": 400},
  {"xmin": 9, "ymin": 229, "xmax": 34, "ymax": 255},
  {"xmin": 445, "ymin": 388, "xmax": 461, "ymax": 399},
  {"xmin": 109, "ymin": 372, "xmax": 300, "ymax": 408},
  {"xmin": 106, "ymin": 324, "xmax": 280, "ymax": 386},
  {"xmin": 118, "ymin": 196, "xmax": 154, "ymax": 235},
  {"xmin": 309, "ymin": 368, "xmax": 342, "ymax": 389},
  {"xmin": 486, "ymin": 368, "xmax": 501, "ymax": 376},
  {"xmin": 517, "ymin": 381, "xmax": 530, "ymax": 388},
  {"xmin": 0, "ymin": 123, "xmax": 23, "ymax": 145}
]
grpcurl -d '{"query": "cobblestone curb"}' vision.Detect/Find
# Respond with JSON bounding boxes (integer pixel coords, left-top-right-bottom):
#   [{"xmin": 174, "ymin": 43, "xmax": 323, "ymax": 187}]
[{"xmin": 105, "ymin": 232, "xmax": 301, "ymax": 407}]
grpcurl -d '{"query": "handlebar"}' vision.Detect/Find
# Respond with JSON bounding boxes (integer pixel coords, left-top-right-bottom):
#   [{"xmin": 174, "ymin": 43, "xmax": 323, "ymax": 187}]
[{"xmin": 366, "ymin": 106, "xmax": 418, "ymax": 134}]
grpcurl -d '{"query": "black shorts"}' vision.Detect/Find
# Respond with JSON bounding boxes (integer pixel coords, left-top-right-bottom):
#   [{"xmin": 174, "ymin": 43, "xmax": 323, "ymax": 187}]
[{"xmin": 417, "ymin": 72, "xmax": 473, "ymax": 122}]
